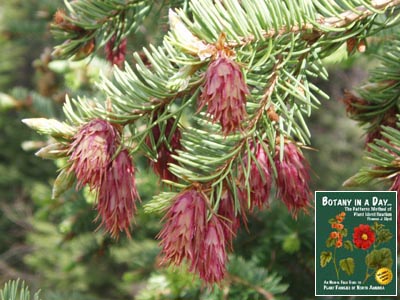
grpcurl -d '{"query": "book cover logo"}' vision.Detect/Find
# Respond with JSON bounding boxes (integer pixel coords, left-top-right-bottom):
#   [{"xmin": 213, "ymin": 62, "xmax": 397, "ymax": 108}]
[{"xmin": 315, "ymin": 191, "xmax": 397, "ymax": 296}]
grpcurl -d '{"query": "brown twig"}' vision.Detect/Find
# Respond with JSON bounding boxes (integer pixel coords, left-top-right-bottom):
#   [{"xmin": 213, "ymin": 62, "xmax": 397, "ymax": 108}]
[
  {"xmin": 227, "ymin": 274, "xmax": 275, "ymax": 300},
  {"xmin": 227, "ymin": 0, "xmax": 400, "ymax": 47}
]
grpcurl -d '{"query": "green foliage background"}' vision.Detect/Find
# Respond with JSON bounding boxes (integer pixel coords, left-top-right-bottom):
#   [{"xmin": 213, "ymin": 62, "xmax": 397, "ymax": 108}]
[{"xmin": 0, "ymin": 1, "xmax": 398, "ymax": 300}]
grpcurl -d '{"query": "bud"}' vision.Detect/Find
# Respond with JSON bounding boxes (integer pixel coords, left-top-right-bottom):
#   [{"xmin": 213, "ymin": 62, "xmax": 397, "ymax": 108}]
[
  {"xmin": 68, "ymin": 119, "xmax": 119, "ymax": 190},
  {"xmin": 193, "ymin": 215, "xmax": 228, "ymax": 285},
  {"xmin": 35, "ymin": 143, "xmax": 68, "ymax": 160},
  {"xmin": 22, "ymin": 118, "xmax": 75, "ymax": 139},
  {"xmin": 275, "ymin": 142, "xmax": 311, "ymax": 216},
  {"xmin": 52, "ymin": 168, "xmax": 76, "ymax": 199},
  {"xmin": 146, "ymin": 118, "xmax": 182, "ymax": 181},
  {"xmin": 105, "ymin": 35, "xmax": 127, "ymax": 68},
  {"xmin": 0, "ymin": 92, "xmax": 18, "ymax": 112},
  {"xmin": 198, "ymin": 52, "xmax": 249, "ymax": 134},
  {"xmin": 157, "ymin": 189, "xmax": 207, "ymax": 266},
  {"xmin": 73, "ymin": 38, "xmax": 96, "ymax": 61},
  {"xmin": 96, "ymin": 149, "xmax": 139, "ymax": 238},
  {"xmin": 53, "ymin": 9, "xmax": 83, "ymax": 32},
  {"xmin": 239, "ymin": 142, "xmax": 272, "ymax": 211},
  {"xmin": 346, "ymin": 37, "xmax": 357, "ymax": 54},
  {"xmin": 168, "ymin": 10, "xmax": 212, "ymax": 60},
  {"xmin": 346, "ymin": 37, "xmax": 366, "ymax": 54},
  {"xmin": 53, "ymin": 9, "xmax": 66, "ymax": 26}
]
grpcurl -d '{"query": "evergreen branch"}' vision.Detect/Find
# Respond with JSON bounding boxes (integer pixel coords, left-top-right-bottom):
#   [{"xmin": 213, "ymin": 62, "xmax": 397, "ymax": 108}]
[
  {"xmin": 172, "ymin": 61, "xmax": 280, "ymax": 191},
  {"xmin": 248, "ymin": 61, "xmax": 280, "ymax": 130},
  {"xmin": 226, "ymin": 256, "xmax": 288, "ymax": 299},
  {"xmin": 181, "ymin": 0, "xmax": 400, "ymax": 49},
  {"xmin": 166, "ymin": 63, "xmax": 280, "ymax": 209},
  {"xmin": 52, "ymin": 0, "xmax": 153, "ymax": 59},
  {"xmin": 344, "ymin": 120, "xmax": 400, "ymax": 186},
  {"xmin": 322, "ymin": 0, "xmax": 400, "ymax": 28},
  {"xmin": 59, "ymin": 0, "xmax": 400, "ymax": 211},
  {"xmin": 97, "ymin": 0, "xmax": 400, "ymax": 129},
  {"xmin": 144, "ymin": 191, "xmax": 177, "ymax": 214},
  {"xmin": 341, "ymin": 40, "xmax": 400, "ymax": 145}
]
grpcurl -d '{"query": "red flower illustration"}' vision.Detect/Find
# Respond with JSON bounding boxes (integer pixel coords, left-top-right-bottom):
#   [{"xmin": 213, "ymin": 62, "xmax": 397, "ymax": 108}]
[{"xmin": 353, "ymin": 224, "xmax": 375, "ymax": 250}]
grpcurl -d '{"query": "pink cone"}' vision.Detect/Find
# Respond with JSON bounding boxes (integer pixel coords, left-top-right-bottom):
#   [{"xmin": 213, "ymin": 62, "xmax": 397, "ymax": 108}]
[
  {"xmin": 157, "ymin": 190, "xmax": 207, "ymax": 266},
  {"xmin": 105, "ymin": 35, "xmax": 127, "ymax": 67},
  {"xmin": 193, "ymin": 215, "xmax": 228, "ymax": 285},
  {"xmin": 217, "ymin": 191, "xmax": 242, "ymax": 250},
  {"xmin": 199, "ymin": 53, "xmax": 249, "ymax": 135},
  {"xmin": 68, "ymin": 119, "xmax": 119, "ymax": 190},
  {"xmin": 275, "ymin": 142, "xmax": 311, "ymax": 216},
  {"xmin": 96, "ymin": 149, "xmax": 139, "ymax": 238},
  {"xmin": 146, "ymin": 118, "xmax": 182, "ymax": 181},
  {"xmin": 239, "ymin": 142, "xmax": 272, "ymax": 211}
]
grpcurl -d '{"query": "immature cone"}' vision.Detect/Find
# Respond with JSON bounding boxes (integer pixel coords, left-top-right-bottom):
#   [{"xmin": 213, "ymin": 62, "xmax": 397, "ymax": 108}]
[
  {"xmin": 69, "ymin": 119, "xmax": 119, "ymax": 190},
  {"xmin": 105, "ymin": 36, "xmax": 127, "ymax": 68},
  {"xmin": 97, "ymin": 149, "xmax": 139, "ymax": 238},
  {"xmin": 193, "ymin": 215, "xmax": 228, "ymax": 284},
  {"xmin": 217, "ymin": 192, "xmax": 242, "ymax": 249},
  {"xmin": 389, "ymin": 175, "xmax": 400, "ymax": 244},
  {"xmin": 275, "ymin": 142, "xmax": 311, "ymax": 216},
  {"xmin": 53, "ymin": 9, "xmax": 84, "ymax": 33},
  {"xmin": 199, "ymin": 52, "xmax": 249, "ymax": 134},
  {"xmin": 239, "ymin": 142, "xmax": 272, "ymax": 211},
  {"xmin": 146, "ymin": 118, "xmax": 182, "ymax": 181},
  {"xmin": 158, "ymin": 190, "xmax": 207, "ymax": 266}
]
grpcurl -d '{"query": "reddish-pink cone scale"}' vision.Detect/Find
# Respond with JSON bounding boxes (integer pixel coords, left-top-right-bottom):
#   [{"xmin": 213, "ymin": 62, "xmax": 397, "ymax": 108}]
[
  {"xmin": 69, "ymin": 119, "xmax": 118, "ymax": 190},
  {"xmin": 158, "ymin": 189, "xmax": 231, "ymax": 285},
  {"xmin": 193, "ymin": 215, "xmax": 228, "ymax": 284},
  {"xmin": 158, "ymin": 190, "xmax": 207, "ymax": 266},
  {"xmin": 275, "ymin": 142, "xmax": 311, "ymax": 216},
  {"xmin": 239, "ymin": 142, "xmax": 272, "ymax": 211},
  {"xmin": 105, "ymin": 36, "xmax": 127, "ymax": 68},
  {"xmin": 199, "ymin": 53, "xmax": 249, "ymax": 135},
  {"xmin": 146, "ymin": 118, "xmax": 182, "ymax": 181},
  {"xmin": 68, "ymin": 118, "xmax": 139, "ymax": 238},
  {"xmin": 96, "ymin": 149, "xmax": 139, "ymax": 238}
]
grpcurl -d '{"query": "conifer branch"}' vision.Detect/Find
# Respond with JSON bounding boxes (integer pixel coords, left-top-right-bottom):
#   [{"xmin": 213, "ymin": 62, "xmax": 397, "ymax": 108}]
[
  {"xmin": 52, "ymin": 0, "xmax": 154, "ymax": 60},
  {"xmin": 226, "ymin": 0, "xmax": 400, "ymax": 48},
  {"xmin": 23, "ymin": 0, "xmax": 400, "ymax": 285},
  {"xmin": 342, "ymin": 37, "xmax": 400, "ymax": 188},
  {"xmin": 324, "ymin": 0, "xmax": 400, "ymax": 27}
]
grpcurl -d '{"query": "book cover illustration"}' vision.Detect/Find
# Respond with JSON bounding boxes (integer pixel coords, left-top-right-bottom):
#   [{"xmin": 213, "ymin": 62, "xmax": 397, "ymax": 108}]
[{"xmin": 315, "ymin": 191, "xmax": 397, "ymax": 296}]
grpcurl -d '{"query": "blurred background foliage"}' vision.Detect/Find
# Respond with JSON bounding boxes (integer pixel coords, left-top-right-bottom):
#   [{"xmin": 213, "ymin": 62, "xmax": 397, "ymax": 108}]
[{"xmin": 0, "ymin": 0, "xmax": 397, "ymax": 300}]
